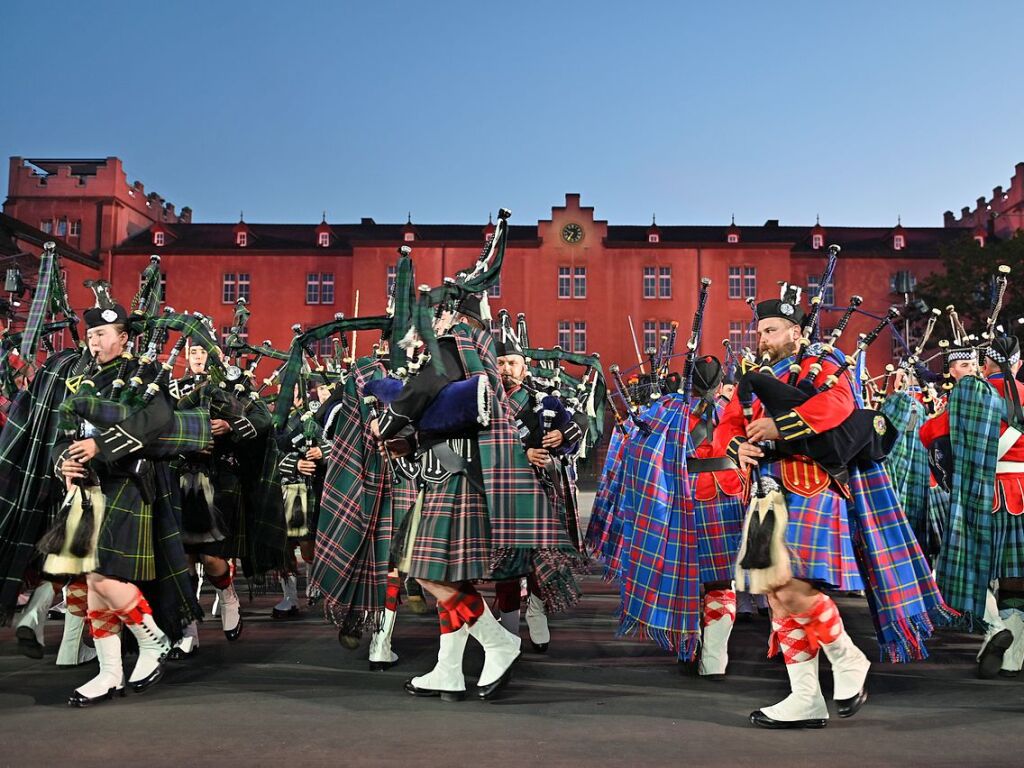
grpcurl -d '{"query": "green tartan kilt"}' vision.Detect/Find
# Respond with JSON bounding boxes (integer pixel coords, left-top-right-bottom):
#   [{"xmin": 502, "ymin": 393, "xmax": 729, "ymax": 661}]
[
  {"xmin": 993, "ymin": 491, "xmax": 1024, "ymax": 579},
  {"xmin": 398, "ymin": 475, "xmax": 492, "ymax": 583},
  {"xmin": 95, "ymin": 478, "xmax": 157, "ymax": 583}
]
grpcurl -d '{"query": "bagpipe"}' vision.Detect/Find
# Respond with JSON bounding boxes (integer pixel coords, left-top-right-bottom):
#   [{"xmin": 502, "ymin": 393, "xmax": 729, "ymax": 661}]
[{"xmin": 737, "ymin": 298, "xmax": 901, "ymax": 486}]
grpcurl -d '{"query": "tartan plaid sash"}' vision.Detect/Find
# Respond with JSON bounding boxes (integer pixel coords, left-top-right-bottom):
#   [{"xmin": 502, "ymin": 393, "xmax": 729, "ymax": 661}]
[
  {"xmin": 846, "ymin": 462, "xmax": 955, "ymax": 661},
  {"xmin": 617, "ymin": 394, "xmax": 702, "ymax": 659},
  {"xmin": 935, "ymin": 375, "xmax": 1002, "ymax": 626},
  {"xmin": 448, "ymin": 327, "xmax": 581, "ymax": 565},
  {"xmin": 0, "ymin": 350, "xmax": 79, "ymax": 623},
  {"xmin": 586, "ymin": 428, "xmax": 630, "ymax": 580},
  {"xmin": 881, "ymin": 392, "xmax": 931, "ymax": 552}
]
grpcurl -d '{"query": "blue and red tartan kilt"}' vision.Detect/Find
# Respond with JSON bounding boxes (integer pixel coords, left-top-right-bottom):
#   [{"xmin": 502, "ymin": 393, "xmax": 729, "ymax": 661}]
[
  {"xmin": 695, "ymin": 492, "xmax": 743, "ymax": 583},
  {"xmin": 782, "ymin": 485, "xmax": 865, "ymax": 592}
]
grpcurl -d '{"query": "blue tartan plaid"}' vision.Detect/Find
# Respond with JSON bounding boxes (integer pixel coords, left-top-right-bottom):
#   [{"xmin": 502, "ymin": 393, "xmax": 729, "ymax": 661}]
[
  {"xmin": 586, "ymin": 429, "xmax": 630, "ymax": 578},
  {"xmin": 881, "ymin": 392, "xmax": 931, "ymax": 552},
  {"xmin": 695, "ymin": 494, "xmax": 744, "ymax": 584},
  {"xmin": 618, "ymin": 395, "xmax": 702, "ymax": 659},
  {"xmin": 847, "ymin": 462, "xmax": 954, "ymax": 661}
]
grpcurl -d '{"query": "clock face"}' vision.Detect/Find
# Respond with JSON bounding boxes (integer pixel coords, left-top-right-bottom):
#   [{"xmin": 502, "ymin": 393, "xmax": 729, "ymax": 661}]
[{"xmin": 561, "ymin": 223, "xmax": 584, "ymax": 244}]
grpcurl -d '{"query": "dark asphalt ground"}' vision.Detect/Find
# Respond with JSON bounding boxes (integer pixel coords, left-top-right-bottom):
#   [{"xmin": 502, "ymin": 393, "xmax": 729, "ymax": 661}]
[{"xmin": 2, "ymin": 500, "xmax": 1023, "ymax": 767}]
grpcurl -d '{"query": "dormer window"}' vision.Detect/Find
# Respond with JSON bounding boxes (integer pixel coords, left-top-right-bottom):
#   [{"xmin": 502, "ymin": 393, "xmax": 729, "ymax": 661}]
[
  {"xmin": 236, "ymin": 231, "xmax": 248, "ymax": 247},
  {"xmin": 404, "ymin": 231, "xmax": 415, "ymax": 242},
  {"xmin": 975, "ymin": 235, "xmax": 986, "ymax": 247},
  {"xmin": 893, "ymin": 234, "xmax": 905, "ymax": 250},
  {"xmin": 727, "ymin": 233, "xmax": 739, "ymax": 244},
  {"xmin": 812, "ymin": 234, "xmax": 824, "ymax": 250},
  {"xmin": 153, "ymin": 231, "xmax": 165, "ymax": 247},
  {"xmin": 648, "ymin": 233, "xmax": 660, "ymax": 244},
  {"xmin": 318, "ymin": 231, "xmax": 330, "ymax": 247}
]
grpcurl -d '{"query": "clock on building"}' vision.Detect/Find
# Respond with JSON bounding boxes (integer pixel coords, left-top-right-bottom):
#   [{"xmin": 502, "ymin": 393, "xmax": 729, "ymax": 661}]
[{"xmin": 561, "ymin": 223, "xmax": 584, "ymax": 243}]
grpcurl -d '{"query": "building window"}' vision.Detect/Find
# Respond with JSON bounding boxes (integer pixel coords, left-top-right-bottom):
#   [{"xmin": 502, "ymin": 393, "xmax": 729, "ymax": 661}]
[
  {"xmin": 387, "ymin": 265, "xmax": 397, "ymax": 296},
  {"xmin": 573, "ymin": 321, "xmax": 587, "ymax": 353},
  {"xmin": 643, "ymin": 266, "xmax": 657, "ymax": 299},
  {"xmin": 153, "ymin": 231, "xmax": 165, "ymax": 247},
  {"xmin": 404, "ymin": 231, "xmax": 415, "ymax": 242},
  {"xmin": 222, "ymin": 273, "xmax": 250, "ymax": 303},
  {"xmin": 894, "ymin": 234, "xmax": 905, "ymax": 250},
  {"xmin": 648, "ymin": 233, "xmax": 660, "ymax": 244},
  {"xmin": 812, "ymin": 234, "xmax": 824, "ymax": 250},
  {"xmin": 488, "ymin": 275, "xmax": 501, "ymax": 298},
  {"xmin": 643, "ymin": 321, "xmax": 657, "ymax": 352},
  {"xmin": 728, "ymin": 266, "xmax": 742, "ymax": 299},
  {"xmin": 56, "ymin": 219, "xmax": 67, "ymax": 236},
  {"xmin": 557, "ymin": 320, "xmax": 571, "ymax": 349},
  {"xmin": 320, "ymin": 272, "xmax": 334, "ymax": 304},
  {"xmin": 558, "ymin": 267, "xmax": 571, "ymax": 298},
  {"xmin": 306, "ymin": 274, "xmax": 321, "ymax": 304},
  {"xmin": 40, "ymin": 220, "xmax": 52, "ymax": 234},
  {"xmin": 658, "ymin": 267, "xmax": 671, "ymax": 299},
  {"xmin": 236, "ymin": 231, "xmax": 248, "ymax": 247},
  {"xmin": 69, "ymin": 220, "xmax": 81, "ymax": 237},
  {"xmin": 727, "ymin": 233, "xmax": 739, "ymax": 244},
  {"xmin": 573, "ymin": 266, "xmax": 587, "ymax": 298},
  {"xmin": 318, "ymin": 231, "xmax": 330, "ymax": 247},
  {"xmin": 889, "ymin": 271, "xmax": 916, "ymax": 294},
  {"xmin": 221, "ymin": 325, "xmax": 249, "ymax": 346},
  {"xmin": 729, "ymin": 321, "xmax": 744, "ymax": 349},
  {"xmin": 743, "ymin": 267, "xmax": 757, "ymax": 298},
  {"xmin": 807, "ymin": 274, "xmax": 835, "ymax": 306}
]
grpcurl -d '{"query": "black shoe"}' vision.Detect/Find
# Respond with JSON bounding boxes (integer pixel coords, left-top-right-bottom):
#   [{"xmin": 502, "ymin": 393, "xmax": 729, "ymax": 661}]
[
  {"xmin": 369, "ymin": 658, "xmax": 398, "ymax": 671},
  {"xmin": 68, "ymin": 685, "xmax": 126, "ymax": 708},
  {"xmin": 978, "ymin": 630, "xmax": 1014, "ymax": 679},
  {"xmin": 700, "ymin": 672, "xmax": 727, "ymax": 682},
  {"xmin": 530, "ymin": 641, "xmax": 549, "ymax": 654},
  {"xmin": 477, "ymin": 653, "xmax": 521, "ymax": 700},
  {"xmin": 836, "ymin": 688, "xmax": 868, "ymax": 717},
  {"xmin": 404, "ymin": 679, "xmax": 465, "ymax": 702},
  {"xmin": 128, "ymin": 665, "xmax": 165, "ymax": 694},
  {"xmin": 998, "ymin": 669, "xmax": 1020, "ymax": 679},
  {"xmin": 678, "ymin": 659, "xmax": 699, "ymax": 677},
  {"xmin": 749, "ymin": 710, "xmax": 828, "ymax": 729},
  {"xmin": 272, "ymin": 606, "xmax": 301, "ymax": 621},
  {"xmin": 15, "ymin": 627, "xmax": 43, "ymax": 659},
  {"xmin": 168, "ymin": 645, "xmax": 198, "ymax": 661},
  {"xmin": 224, "ymin": 615, "xmax": 243, "ymax": 642}
]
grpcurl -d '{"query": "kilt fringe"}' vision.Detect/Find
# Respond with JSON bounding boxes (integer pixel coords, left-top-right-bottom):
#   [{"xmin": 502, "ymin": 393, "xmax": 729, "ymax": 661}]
[{"xmin": 617, "ymin": 615, "xmax": 701, "ymax": 661}]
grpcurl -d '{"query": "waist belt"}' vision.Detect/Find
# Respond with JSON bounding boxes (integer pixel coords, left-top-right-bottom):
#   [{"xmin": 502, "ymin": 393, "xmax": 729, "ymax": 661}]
[
  {"xmin": 686, "ymin": 457, "xmax": 737, "ymax": 473},
  {"xmin": 996, "ymin": 461, "xmax": 1024, "ymax": 475}
]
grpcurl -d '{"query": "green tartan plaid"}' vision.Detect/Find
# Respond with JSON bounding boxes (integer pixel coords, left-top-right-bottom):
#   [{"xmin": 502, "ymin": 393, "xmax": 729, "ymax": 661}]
[
  {"xmin": 881, "ymin": 392, "xmax": 931, "ymax": 552},
  {"xmin": 935, "ymin": 376, "xmax": 1002, "ymax": 626},
  {"xmin": 314, "ymin": 357, "xmax": 418, "ymax": 633},
  {"xmin": 450, "ymin": 326, "xmax": 585, "ymax": 609},
  {"xmin": 0, "ymin": 349, "xmax": 80, "ymax": 623}
]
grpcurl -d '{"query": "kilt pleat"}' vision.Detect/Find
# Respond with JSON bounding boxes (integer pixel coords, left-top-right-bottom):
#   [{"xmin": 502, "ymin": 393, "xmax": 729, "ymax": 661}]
[
  {"xmin": 780, "ymin": 483, "xmax": 864, "ymax": 592},
  {"xmin": 695, "ymin": 493, "xmax": 744, "ymax": 584},
  {"xmin": 403, "ymin": 476, "xmax": 493, "ymax": 583},
  {"xmin": 993, "ymin": 494, "xmax": 1024, "ymax": 579}
]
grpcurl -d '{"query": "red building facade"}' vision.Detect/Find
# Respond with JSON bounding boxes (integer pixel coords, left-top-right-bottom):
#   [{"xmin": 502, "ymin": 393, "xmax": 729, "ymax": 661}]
[{"xmin": 6, "ymin": 156, "xmax": 1015, "ymax": 378}]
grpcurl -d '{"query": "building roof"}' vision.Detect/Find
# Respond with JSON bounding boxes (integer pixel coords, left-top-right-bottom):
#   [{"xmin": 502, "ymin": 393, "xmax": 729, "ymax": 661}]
[
  {"xmin": 0, "ymin": 212, "xmax": 100, "ymax": 267},
  {"xmin": 114, "ymin": 219, "xmax": 969, "ymax": 257}
]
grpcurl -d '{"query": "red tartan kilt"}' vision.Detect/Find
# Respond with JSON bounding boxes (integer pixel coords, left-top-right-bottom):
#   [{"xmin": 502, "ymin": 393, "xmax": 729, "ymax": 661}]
[
  {"xmin": 695, "ymin": 493, "xmax": 744, "ymax": 583},
  {"xmin": 405, "ymin": 475, "xmax": 493, "ymax": 583},
  {"xmin": 783, "ymin": 486, "xmax": 863, "ymax": 591},
  {"xmin": 995, "ymin": 473, "xmax": 1024, "ymax": 516}
]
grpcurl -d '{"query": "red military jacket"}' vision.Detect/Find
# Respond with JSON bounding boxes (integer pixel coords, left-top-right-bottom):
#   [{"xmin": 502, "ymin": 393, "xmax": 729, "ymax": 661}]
[
  {"xmin": 713, "ymin": 354, "xmax": 855, "ymax": 498},
  {"xmin": 689, "ymin": 407, "xmax": 744, "ymax": 501}
]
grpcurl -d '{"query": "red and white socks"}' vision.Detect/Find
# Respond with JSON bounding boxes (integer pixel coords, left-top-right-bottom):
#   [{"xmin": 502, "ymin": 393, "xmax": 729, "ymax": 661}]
[
  {"xmin": 699, "ymin": 589, "xmax": 736, "ymax": 678},
  {"xmin": 57, "ymin": 578, "xmax": 96, "ymax": 666},
  {"xmin": 209, "ymin": 568, "xmax": 242, "ymax": 640},
  {"xmin": 69, "ymin": 608, "xmax": 124, "ymax": 706},
  {"xmin": 116, "ymin": 591, "xmax": 170, "ymax": 691},
  {"xmin": 794, "ymin": 593, "xmax": 870, "ymax": 714}
]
